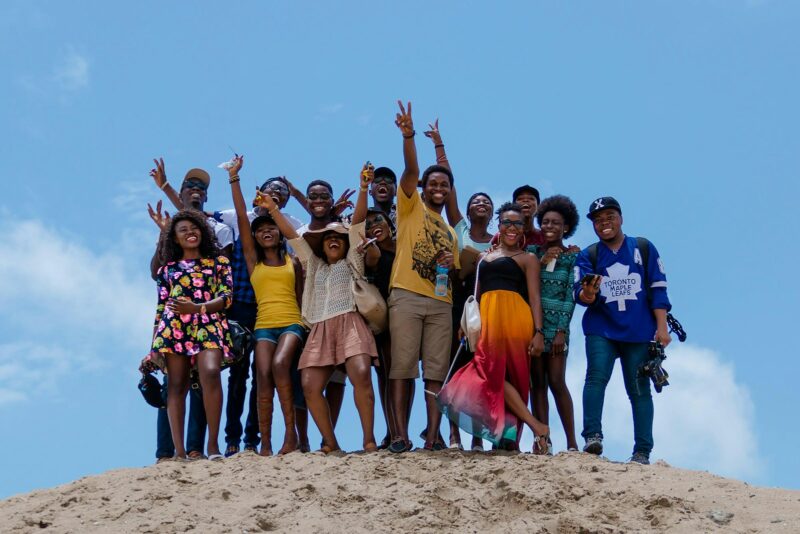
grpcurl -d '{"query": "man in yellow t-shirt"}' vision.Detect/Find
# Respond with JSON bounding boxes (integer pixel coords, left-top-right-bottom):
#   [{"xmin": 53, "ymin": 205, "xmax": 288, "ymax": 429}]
[{"xmin": 387, "ymin": 101, "xmax": 460, "ymax": 453}]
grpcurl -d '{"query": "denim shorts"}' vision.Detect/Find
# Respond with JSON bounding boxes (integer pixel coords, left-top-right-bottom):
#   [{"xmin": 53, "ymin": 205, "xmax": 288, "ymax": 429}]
[{"xmin": 254, "ymin": 324, "xmax": 306, "ymax": 346}]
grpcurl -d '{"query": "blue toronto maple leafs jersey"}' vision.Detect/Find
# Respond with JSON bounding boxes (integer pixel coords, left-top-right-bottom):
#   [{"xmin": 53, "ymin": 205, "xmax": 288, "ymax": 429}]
[{"xmin": 573, "ymin": 235, "xmax": 671, "ymax": 343}]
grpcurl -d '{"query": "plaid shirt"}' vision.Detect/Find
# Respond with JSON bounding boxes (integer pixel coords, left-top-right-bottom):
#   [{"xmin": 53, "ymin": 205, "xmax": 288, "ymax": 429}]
[{"xmin": 214, "ymin": 210, "xmax": 257, "ymax": 304}]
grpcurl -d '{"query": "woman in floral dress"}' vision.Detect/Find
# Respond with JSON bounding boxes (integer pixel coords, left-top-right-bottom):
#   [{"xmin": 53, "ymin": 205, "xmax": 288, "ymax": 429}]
[{"xmin": 148, "ymin": 209, "xmax": 233, "ymax": 460}]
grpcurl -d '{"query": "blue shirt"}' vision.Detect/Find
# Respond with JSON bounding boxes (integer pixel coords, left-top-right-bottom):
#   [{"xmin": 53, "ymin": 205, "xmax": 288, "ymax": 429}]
[{"xmin": 573, "ymin": 235, "xmax": 671, "ymax": 343}]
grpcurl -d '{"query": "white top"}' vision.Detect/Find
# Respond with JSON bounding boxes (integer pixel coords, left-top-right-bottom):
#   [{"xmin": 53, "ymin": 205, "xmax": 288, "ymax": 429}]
[
  {"xmin": 289, "ymin": 221, "xmax": 366, "ymax": 325},
  {"xmin": 207, "ymin": 217, "xmax": 234, "ymax": 248}
]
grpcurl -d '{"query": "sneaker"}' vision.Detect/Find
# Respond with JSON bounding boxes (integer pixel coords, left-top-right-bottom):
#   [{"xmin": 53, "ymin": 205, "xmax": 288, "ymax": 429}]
[
  {"xmin": 583, "ymin": 435, "xmax": 603, "ymax": 455},
  {"xmin": 629, "ymin": 451, "xmax": 650, "ymax": 465}
]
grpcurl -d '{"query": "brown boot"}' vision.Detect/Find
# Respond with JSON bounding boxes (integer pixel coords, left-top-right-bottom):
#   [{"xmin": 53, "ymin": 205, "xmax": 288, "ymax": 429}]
[
  {"xmin": 276, "ymin": 384, "xmax": 298, "ymax": 454},
  {"xmin": 257, "ymin": 391, "xmax": 273, "ymax": 456}
]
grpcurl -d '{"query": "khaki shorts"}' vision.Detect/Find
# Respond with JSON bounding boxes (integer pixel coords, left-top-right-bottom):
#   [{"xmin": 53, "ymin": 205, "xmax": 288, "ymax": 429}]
[{"xmin": 388, "ymin": 288, "xmax": 452, "ymax": 382}]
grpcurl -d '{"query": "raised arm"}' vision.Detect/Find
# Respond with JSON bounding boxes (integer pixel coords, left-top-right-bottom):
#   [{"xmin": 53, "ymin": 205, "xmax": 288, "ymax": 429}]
[
  {"xmin": 285, "ymin": 178, "xmax": 312, "ymax": 216},
  {"xmin": 149, "ymin": 157, "xmax": 184, "ymax": 211},
  {"xmin": 395, "ymin": 100, "xmax": 420, "ymax": 198},
  {"xmin": 227, "ymin": 155, "xmax": 258, "ymax": 275},
  {"xmin": 255, "ymin": 190, "xmax": 300, "ymax": 240},
  {"xmin": 424, "ymin": 119, "xmax": 462, "ymax": 226},
  {"xmin": 352, "ymin": 162, "xmax": 374, "ymax": 225}
]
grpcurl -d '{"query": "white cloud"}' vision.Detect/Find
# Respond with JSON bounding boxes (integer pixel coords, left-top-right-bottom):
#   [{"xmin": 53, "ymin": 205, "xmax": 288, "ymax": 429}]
[
  {"xmin": 0, "ymin": 217, "xmax": 154, "ymax": 407},
  {"xmin": 53, "ymin": 48, "xmax": 89, "ymax": 91},
  {"xmin": 509, "ymin": 318, "xmax": 763, "ymax": 481}
]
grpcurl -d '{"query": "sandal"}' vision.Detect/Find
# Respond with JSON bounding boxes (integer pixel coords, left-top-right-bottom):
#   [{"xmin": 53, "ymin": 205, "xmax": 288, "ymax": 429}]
[
  {"xmin": 533, "ymin": 434, "xmax": 550, "ymax": 456},
  {"xmin": 388, "ymin": 439, "xmax": 411, "ymax": 454},
  {"xmin": 363, "ymin": 442, "xmax": 379, "ymax": 453},
  {"xmin": 224, "ymin": 445, "xmax": 240, "ymax": 458},
  {"xmin": 187, "ymin": 451, "xmax": 207, "ymax": 461}
]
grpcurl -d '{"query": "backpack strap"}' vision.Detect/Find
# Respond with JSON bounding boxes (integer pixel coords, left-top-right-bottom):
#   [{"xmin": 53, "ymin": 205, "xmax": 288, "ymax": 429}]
[
  {"xmin": 635, "ymin": 237, "xmax": 651, "ymax": 302},
  {"xmin": 587, "ymin": 242, "xmax": 599, "ymax": 272}
]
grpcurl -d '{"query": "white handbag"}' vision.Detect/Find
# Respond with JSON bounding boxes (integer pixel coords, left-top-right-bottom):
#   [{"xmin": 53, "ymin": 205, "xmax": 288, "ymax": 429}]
[{"xmin": 460, "ymin": 257, "xmax": 483, "ymax": 351}]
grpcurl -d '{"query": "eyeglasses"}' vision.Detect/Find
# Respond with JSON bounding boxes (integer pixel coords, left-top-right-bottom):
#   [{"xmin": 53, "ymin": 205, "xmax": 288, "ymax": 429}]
[
  {"xmin": 182, "ymin": 179, "xmax": 208, "ymax": 191},
  {"xmin": 307, "ymin": 192, "xmax": 332, "ymax": 201},
  {"xmin": 365, "ymin": 214, "xmax": 385, "ymax": 229},
  {"xmin": 262, "ymin": 183, "xmax": 289, "ymax": 196},
  {"xmin": 499, "ymin": 219, "xmax": 524, "ymax": 229}
]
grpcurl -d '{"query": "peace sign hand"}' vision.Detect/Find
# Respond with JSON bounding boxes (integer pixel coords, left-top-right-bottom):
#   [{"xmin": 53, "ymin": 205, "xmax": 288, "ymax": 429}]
[
  {"xmin": 149, "ymin": 157, "xmax": 167, "ymax": 189},
  {"xmin": 395, "ymin": 100, "xmax": 414, "ymax": 137},
  {"xmin": 423, "ymin": 118, "xmax": 442, "ymax": 145},
  {"xmin": 147, "ymin": 200, "xmax": 171, "ymax": 231}
]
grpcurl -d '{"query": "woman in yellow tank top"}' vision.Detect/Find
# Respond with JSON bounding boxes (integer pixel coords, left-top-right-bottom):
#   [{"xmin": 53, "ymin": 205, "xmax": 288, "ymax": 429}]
[{"xmin": 228, "ymin": 156, "xmax": 305, "ymax": 456}]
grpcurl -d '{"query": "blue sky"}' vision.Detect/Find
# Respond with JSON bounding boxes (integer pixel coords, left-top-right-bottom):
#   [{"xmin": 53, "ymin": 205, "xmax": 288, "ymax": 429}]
[{"xmin": 1, "ymin": 1, "xmax": 798, "ymax": 498}]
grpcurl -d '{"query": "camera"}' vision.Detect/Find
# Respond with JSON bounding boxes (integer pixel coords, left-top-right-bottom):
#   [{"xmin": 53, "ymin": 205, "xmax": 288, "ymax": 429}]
[{"xmin": 639, "ymin": 341, "xmax": 670, "ymax": 393}]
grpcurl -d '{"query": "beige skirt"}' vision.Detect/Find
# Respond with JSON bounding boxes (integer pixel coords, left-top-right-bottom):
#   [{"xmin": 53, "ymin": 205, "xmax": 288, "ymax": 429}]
[{"xmin": 299, "ymin": 311, "xmax": 378, "ymax": 369}]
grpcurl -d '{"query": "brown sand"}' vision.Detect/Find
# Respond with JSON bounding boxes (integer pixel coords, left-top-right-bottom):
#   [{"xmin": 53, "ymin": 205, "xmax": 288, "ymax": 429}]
[{"xmin": 1, "ymin": 450, "xmax": 797, "ymax": 533}]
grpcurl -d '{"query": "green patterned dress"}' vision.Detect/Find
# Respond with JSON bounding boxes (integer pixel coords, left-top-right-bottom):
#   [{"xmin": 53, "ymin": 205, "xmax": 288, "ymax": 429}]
[{"xmin": 527, "ymin": 245, "xmax": 578, "ymax": 355}]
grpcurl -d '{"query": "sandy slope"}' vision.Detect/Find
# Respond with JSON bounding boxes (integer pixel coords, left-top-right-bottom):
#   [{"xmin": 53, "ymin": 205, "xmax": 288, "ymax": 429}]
[{"xmin": 1, "ymin": 450, "xmax": 798, "ymax": 533}]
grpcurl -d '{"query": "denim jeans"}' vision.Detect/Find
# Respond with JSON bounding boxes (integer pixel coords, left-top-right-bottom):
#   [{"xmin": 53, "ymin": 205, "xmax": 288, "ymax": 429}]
[
  {"xmin": 224, "ymin": 301, "xmax": 260, "ymax": 449},
  {"xmin": 156, "ymin": 375, "xmax": 207, "ymax": 458},
  {"xmin": 581, "ymin": 335, "xmax": 654, "ymax": 455}
]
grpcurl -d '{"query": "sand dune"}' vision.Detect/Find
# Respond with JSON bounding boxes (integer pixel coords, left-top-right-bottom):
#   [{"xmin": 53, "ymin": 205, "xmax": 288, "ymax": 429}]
[{"xmin": 1, "ymin": 450, "xmax": 797, "ymax": 533}]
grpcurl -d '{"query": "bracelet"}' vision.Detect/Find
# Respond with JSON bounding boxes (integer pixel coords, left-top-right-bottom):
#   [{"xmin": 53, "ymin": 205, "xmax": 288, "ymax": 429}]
[
  {"xmin": 535, "ymin": 328, "xmax": 545, "ymax": 336},
  {"xmin": 200, "ymin": 303, "xmax": 207, "ymax": 315},
  {"xmin": 159, "ymin": 181, "xmax": 169, "ymax": 190},
  {"xmin": 436, "ymin": 155, "xmax": 449, "ymax": 163},
  {"xmin": 403, "ymin": 130, "xmax": 416, "ymax": 139},
  {"xmin": 434, "ymin": 143, "xmax": 444, "ymax": 149},
  {"xmin": 229, "ymin": 175, "xmax": 240, "ymax": 184},
  {"xmin": 360, "ymin": 186, "xmax": 368, "ymax": 192}
]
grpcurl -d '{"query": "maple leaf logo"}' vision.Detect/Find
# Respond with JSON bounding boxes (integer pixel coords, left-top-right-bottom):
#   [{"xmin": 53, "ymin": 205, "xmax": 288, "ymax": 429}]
[{"xmin": 600, "ymin": 262, "xmax": 642, "ymax": 311}]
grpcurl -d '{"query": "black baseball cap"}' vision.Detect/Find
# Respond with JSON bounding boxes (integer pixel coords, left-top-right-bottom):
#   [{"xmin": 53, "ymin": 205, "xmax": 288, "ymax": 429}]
[
  {"xmin": 373, "ymin": 167, "xmax": 397, "ymax": 183},
  {"xmin": 512, "ymin": 185, "xmax": 540, "ymax": 204},
  {"xmin": 586, "ymin": 196, "xmax": 622, "ymax": 220},
  {"xmin": 138, "ymin": 372, "xmax": 165, "ymax": 409}
]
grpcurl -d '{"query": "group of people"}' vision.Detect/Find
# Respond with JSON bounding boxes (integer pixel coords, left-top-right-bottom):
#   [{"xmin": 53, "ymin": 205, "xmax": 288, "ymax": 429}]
[{"xmin": 141, "ymin": 101, "xmax": 673, "ymax": 466}]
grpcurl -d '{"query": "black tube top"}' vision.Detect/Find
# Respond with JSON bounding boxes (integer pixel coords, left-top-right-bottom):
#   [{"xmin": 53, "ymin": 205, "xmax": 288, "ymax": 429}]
[{"xmin": 478, "ymin": 256, "xmax": 528, "ymax": 301}]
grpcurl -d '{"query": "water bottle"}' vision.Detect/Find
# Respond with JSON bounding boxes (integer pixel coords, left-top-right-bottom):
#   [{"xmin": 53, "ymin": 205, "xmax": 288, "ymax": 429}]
[{"xmin": 435, "ymin": 264, "xmax": 449, "ymax": 297}]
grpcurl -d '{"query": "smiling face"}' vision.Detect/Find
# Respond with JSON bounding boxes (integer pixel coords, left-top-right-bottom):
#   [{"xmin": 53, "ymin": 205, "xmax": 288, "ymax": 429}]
[
  {"xmin": 252, "ymin": 220, "xmax": 281, "ymax": 250},
  {"xmin": 366, "ymin": 212, "xmax": 392, "ymax": 244},
  {"xmin": 307, "ymin": 185, "xmax": 334, "ymax": 220},
  {"xmin": 497, "ymin": 210, "xmax": 525, "ymax": 248},
  {"xmin": 423, "ymin": 172, "xmax": 451, "ymax": 207},
  {"xmin": 591, "ymin": 208, "xmax": 623, "ymax": 242},
  {"xmin": 180, "ymin": 179, "xmax": 208, "ymax": 210},
  {"xmin": 370, "ymin": 175, "xmax": 396, "ymax": 205},
  {"xmin": 540, "ymin": 210, "xmax": 567, "ymax": 246},
  {"xmin": 467, "ymin": 194, "xmax": 493, "ymax": 221},
  {"xmin": 322, "ymin": 231, "xmax": 347, "ymax": 263},
  {"xmin": 174, "ymin": 219, "xmax": 202, "ymax": 251},
  {"xmin": 261, "ymin": 180, "xmax": 290, "ymax": 209},
  {"xmin": 514, "ymin": 192, "xmax": 539, "ymax": 221}
]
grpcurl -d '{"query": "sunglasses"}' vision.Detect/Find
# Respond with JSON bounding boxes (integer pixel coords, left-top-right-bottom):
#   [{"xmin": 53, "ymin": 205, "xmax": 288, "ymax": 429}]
[
  {"xmin": 365, "ymin": 214, "xmax": 386, "ymax": 229},
  {"xmin": 499, "ymin": 219, "xmax": 524, "ymax": 229},
  {"xmin": 182, "ymin": 179, "xmax": 208, "ymax": 191},
  {"xmin": 372, "ymin": 176, "xmax": 395, "ymax": 185},
  {"xmin": 262, "ymin": 183, "xmax": 289, "ymax": 195},
  {"xmin": 307, "ymin": 192, "xmax": 332, "ymax": 201}
]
